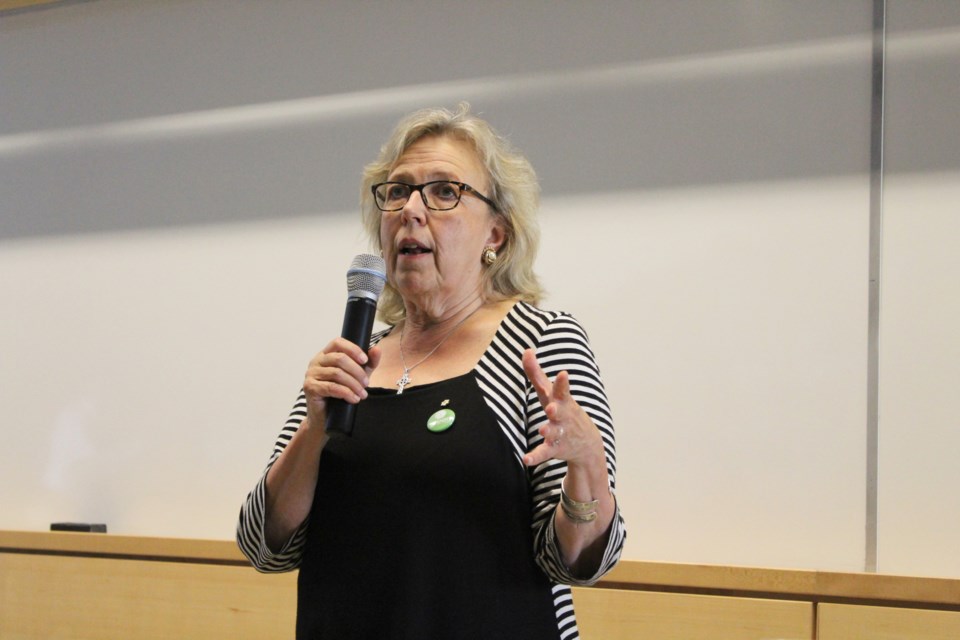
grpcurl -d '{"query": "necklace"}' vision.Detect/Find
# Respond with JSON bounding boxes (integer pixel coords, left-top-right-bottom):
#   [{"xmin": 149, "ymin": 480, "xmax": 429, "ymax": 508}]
[{"xmin": 396, "ymin": 303, "xmax": 482, "ymax": 394}]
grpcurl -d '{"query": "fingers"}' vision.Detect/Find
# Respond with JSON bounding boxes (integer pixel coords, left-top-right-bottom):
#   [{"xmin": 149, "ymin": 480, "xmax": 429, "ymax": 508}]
[
  {"xmin": 523, "ymin": 441, "xmax": 554, "ymax": 467},
  {"xmin": 327, "ymin": 336, "xmax": 371, "ymax": 369},
  {"xmin": 522, "ymin": 350, "xmax": 602, "ymax": 468},
  {"xmin": 524, "ymin": 349, "xmax": 573, "ymax": 406},
  {"xmin": 365, "ymin": 344, "xmax": 383, "ymax": 376},
  {"xmin": 522, "ymin": 349, "xmax": 552, "ymax": 408},
  {"xmin": 304, "ymin": 338, "xmax": 377, "ymax": 405},
  {"xmin": 525, "ymin": 413, "xmax": 601, "ymax": 468},
  {"xmin": 523, "ymin": 349, "xmax": 565, "ymax": 466},
  {"xmin": 552, "ymin": 369, "xmax": 571, "ymax": 402}
]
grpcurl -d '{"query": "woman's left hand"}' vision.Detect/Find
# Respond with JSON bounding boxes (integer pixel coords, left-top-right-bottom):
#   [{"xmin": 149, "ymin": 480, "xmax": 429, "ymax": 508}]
[{"xmin": 521, "ymin": 348, "xmax": 605, "ymax": 469}]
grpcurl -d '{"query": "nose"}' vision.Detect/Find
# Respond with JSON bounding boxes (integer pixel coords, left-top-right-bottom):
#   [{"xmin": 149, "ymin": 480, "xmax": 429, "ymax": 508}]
[{"xmin": 400, "ymin": 187, "xmax": 428, "ymax": 225}]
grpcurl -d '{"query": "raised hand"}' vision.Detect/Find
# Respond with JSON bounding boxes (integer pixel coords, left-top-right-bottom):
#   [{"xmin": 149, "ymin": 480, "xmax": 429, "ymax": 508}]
[{"xmin": 521, "ymin": 348, "xmax": 605, "ymax": 470}]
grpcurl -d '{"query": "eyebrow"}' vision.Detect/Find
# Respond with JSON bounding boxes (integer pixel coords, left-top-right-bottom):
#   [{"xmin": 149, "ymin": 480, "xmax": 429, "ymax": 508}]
[{"xmin": 386, "ymin": 170, "xmax": 459, "ymax": 183}]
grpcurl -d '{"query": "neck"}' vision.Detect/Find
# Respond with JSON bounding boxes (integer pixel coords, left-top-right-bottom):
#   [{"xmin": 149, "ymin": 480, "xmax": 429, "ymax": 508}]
[
  {"xmin": 402, "ymin": 291, "xmax": 485, "ymax": 338},
  {"xmin": 395, "ymin": 294, "xmax": 486, "ymax": 395}
]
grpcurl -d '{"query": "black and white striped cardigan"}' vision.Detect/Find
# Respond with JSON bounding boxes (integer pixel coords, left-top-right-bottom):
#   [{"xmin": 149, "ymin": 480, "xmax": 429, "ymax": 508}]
[{"xmin": 237, "ymin": 301, "xmax": 626, "ymax": 640}]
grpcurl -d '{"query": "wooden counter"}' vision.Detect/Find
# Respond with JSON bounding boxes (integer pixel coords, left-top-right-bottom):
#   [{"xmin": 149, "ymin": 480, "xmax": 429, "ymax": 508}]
[{"xmin": 2, "ymin": 530, "xmax": 958, "ymax": 639}]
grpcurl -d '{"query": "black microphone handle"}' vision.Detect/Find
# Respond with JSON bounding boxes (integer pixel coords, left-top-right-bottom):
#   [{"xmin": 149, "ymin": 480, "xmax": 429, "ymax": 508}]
[{"xmin": 325, "ymin": 296, "xmax": 378, "ymax": 436}]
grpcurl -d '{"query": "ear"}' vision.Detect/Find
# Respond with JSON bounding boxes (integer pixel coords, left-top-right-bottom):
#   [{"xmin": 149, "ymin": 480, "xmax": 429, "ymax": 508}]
[{"xmin": 485, "ymin": 218, "xmax": 506, "ymax": 252}]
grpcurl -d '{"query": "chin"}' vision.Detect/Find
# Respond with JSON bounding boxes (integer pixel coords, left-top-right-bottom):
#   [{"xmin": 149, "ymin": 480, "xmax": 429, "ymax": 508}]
[{"xmin": 394, "ymin": 273, "xmax": 436, "ymax": 296}]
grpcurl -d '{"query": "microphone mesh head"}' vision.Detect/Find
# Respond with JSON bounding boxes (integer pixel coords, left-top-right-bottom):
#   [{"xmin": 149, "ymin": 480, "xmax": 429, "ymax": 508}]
[{"xmin": 346, "ymin": 254, "xmax": 387, "ymax": 300}]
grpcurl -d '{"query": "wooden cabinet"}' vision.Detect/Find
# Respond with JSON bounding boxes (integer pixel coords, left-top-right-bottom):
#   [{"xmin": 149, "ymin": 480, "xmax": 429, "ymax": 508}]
[
  {"xmin": 818, "ymin": 603, "xmax": 960, "ymax": 640},
  {"xmin": 574, "ymin": 588, "xmax": 813, "ymax": 640},
  {"xmin": 2, "ymin": 531, "xmax": 958, "ymax": 640}
]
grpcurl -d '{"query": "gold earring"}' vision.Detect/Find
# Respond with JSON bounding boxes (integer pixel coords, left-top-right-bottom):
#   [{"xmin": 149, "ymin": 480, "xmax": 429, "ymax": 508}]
[{"xmin": 482, "ymin": 246, "xmax": 497, "ymax": 265}]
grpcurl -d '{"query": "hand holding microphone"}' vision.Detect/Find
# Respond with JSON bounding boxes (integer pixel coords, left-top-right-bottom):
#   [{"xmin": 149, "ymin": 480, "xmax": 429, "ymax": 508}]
[{"xmin": 303, "ymin": 254, "xmax": 386, "ymax": 436}]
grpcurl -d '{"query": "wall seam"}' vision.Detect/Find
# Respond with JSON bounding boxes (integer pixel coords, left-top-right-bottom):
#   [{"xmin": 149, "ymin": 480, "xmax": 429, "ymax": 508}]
[{"xmin": 865, "ymin": 0, "xmax": 887, "ymax": 574}]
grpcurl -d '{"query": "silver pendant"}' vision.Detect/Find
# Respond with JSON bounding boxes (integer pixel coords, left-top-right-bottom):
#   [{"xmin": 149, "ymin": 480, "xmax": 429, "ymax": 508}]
[{"xmin": 396, "ymin": 370, "xmax": 411, "ymax": 395}]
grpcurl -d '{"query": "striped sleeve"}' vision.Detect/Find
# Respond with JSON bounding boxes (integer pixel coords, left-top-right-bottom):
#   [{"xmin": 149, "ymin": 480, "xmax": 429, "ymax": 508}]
[
  {"xmin": 235, "ymin": 391, "xmax": 311, "ymax": 573},
  {"xmin": 476, "ymin": 302, "xmax": 626, "ymax": 588},
  {"xmin": 236, "ymin": 328, "xmax": 393, "ymax": 572},
  {"xmin": 526, "ymin": 310, "xmax": 626, "ymax": 586}
]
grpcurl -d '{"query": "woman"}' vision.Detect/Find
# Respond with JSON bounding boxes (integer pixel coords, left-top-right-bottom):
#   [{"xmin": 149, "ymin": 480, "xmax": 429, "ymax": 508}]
[{"xmin": 237, "ymin": 104, "xmax": 626, "ymax": 639}]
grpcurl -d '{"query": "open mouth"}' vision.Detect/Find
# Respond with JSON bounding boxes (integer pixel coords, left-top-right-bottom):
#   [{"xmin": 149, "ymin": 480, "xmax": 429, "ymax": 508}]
[{"xmin": 399, "ymin": 242, "xmax": 432, "ymax": 256}]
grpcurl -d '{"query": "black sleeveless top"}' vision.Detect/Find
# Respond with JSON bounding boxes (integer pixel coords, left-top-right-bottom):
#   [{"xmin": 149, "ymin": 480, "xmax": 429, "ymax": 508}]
[{"xmin": 296, "ymin": 372, "xmax": 559, "ymax": 639}]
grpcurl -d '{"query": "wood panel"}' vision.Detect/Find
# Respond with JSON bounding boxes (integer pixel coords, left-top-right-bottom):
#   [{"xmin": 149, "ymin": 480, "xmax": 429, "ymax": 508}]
[
  {"xmin": 3, "ymin": 532, "xmax": 960, "ymax": 640},
  {"xmin": 0, "ymin": 549, "xmax": 816, "ymax": 640},
  {"xmin": 0, "ymin": 529, "xmax": 245, "ymax": 563},
  {"xmin": 0, "ymin": 553, "xmax": 297, "ymax": 640},
  {"xmin": 818, "ymin": 603, "xmax": 960, "ymax": 640},
  {"xmin": 3, "ymin": 531, "xmax": 958, "ymax": 607},
  {"xmin": 605, "ymin": 560, "xmax": 960, "ymax": 607},
  {"xmin": 572, "ymin": 587, "xmax": 814, "ymax": 640}
]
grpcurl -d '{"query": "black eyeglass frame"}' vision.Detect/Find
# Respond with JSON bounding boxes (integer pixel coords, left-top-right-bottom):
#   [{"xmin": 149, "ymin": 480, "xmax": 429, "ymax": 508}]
[{"xmin": 371, "ymin": 180, "xmax": 498, "ymax": 212}]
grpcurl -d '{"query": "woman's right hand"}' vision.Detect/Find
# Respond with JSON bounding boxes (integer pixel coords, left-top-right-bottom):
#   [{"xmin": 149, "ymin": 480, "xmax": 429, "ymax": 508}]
[{"xmin": 303, "ymin": 338, "xmax": 381, "ymax": 431}]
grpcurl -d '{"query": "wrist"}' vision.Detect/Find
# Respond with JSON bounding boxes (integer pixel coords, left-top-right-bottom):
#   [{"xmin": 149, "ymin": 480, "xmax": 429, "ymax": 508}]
[
  {"xmin": 300, "ymin": 416, "xmax": 331, "ymax": 447},
  {"xmin": 560, "ymin": 477, "xmax": 599, "ymax": 524},
  {"xmin": 565, "ymin": 446, "xmax": 607, "ymax": 482},
  {"xmin": 563, "ymin": 448, "xmax": 612, "ymax": 509}
]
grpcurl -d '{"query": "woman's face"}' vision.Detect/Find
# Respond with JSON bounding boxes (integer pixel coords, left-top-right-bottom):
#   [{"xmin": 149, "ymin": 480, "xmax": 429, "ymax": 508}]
[{"xmin": 380, "ymin": 134, "xmax": 504, "ymax": 311}]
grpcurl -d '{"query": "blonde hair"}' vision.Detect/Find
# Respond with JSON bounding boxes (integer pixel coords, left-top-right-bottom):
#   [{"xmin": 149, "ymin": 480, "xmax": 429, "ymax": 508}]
[{"xmin": 360, "ymin": 103, "xmax": 543, "ymax": 325}]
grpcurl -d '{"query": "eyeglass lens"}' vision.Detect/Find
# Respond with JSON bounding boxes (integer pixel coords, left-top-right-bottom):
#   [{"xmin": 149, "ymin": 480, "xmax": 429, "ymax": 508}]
[{"xmin": 375, "ymin": 182, "xmax": 462, "ymax": 211}]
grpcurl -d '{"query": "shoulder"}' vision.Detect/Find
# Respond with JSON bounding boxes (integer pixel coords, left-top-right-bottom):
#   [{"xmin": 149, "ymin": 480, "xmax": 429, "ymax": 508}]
[
  {"xmin": 507, "ymin": 301, "xmax": 591, "ymax": 345},
  {"xmin": 477, "ymin": 301, "xmax": 596, "ymax": 380},
  {"xmin": 509, "ymin": 303, "xmax": 601, "ymax": 382}
]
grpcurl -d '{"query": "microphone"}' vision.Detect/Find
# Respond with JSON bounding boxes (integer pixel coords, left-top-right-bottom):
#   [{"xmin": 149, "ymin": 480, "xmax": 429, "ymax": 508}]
[{"xmin": 324, "ymin": 254, "xmax": 387, "ymax": 436}]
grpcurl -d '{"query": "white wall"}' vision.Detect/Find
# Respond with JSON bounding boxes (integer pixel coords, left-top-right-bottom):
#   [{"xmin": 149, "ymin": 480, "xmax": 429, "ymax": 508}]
[
  {"xmin": 875, "ymin": 3, "xmax": 960, "ymax": 578},
  {"xmin": 1, "ymin": 0, "xmax": 957, "ymax": 578}
]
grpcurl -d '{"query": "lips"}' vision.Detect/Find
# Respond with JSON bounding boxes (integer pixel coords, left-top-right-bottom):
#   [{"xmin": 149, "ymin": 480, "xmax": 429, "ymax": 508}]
[{"xmin": 398, "ymin": 240, "xmax": 432, "ymax": 255}]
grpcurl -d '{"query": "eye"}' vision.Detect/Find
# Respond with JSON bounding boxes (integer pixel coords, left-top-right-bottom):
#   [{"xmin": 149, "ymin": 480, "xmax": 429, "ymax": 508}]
[
  {"xmin": 430, "ymin": 182, "xmax": 460, "ymax": 202},
  {"xmin": 384, "ymin": 183, "xmax": 410, "ymax": 202}
]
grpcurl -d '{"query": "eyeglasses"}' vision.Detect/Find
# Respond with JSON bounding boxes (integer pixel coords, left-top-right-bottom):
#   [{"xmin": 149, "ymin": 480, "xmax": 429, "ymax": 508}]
[{"xmin": 371, "ymin": 181, "xmax": 497, "ymax": 212}]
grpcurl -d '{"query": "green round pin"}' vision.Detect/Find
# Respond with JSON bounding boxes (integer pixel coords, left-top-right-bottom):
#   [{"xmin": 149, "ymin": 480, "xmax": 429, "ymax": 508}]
[{"xmin": 426, "ymin": 408, "xmax": 456, "ymax": 433}]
